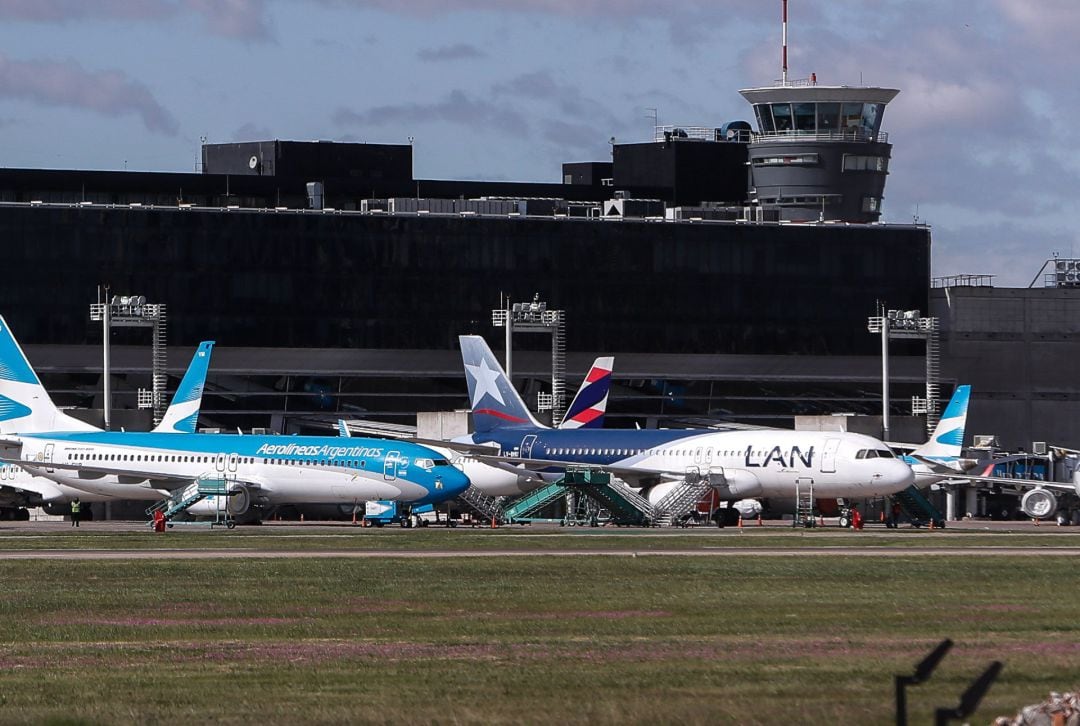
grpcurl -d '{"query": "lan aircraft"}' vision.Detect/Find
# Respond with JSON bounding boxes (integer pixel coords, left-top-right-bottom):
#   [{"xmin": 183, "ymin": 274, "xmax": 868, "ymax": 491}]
[
  {"xmin": 456, "ymin": 336, "xmax": 914, "ymax": 501},
  {"xmin": 0, "ymin": 317, "xmax": 470, "ymax": 514},
  {"xmin": 0, "ymin": 340, "xmax": 216, "ymax": 516}
]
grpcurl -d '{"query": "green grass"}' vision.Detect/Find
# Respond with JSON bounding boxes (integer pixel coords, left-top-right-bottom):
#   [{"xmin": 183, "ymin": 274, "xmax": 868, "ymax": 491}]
[
  {"xmin": 3, "ymin": 524, "xmax": 1080, "ymax": 552},
  {"xmin": 0, "ymin": 552, "xmax": 1077, "ymax": 724}
]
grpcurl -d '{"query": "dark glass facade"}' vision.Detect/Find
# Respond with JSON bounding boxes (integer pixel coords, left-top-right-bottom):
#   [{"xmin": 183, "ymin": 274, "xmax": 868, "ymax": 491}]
[{"xmin": 0, "ymin": 204, "xmax": 929, "ymax": 357}]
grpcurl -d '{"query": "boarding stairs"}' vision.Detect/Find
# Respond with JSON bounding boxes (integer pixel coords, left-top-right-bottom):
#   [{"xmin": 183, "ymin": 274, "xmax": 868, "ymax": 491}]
[
  {"xmin": 794, "ymin": 479, "xmax": 816, "ymax": 528},
  {"xmin": 652, "ymin": 479, "xmax": 712, "ymax": 527},
  {"xmin": 457, "ymin": 486, "xmax": 506, "ymax": 524},
  {"xmin": 502, "ymin": 482, "xmax": 568, "ymax": 522},
  {"xmin": 146, "ymin": 476, "xmax": 234, "ymax": 526},
  {"xmin": 561, "ymin": 468, "xmax": 654, "ymax": 526},
  {"xmin": 893, "ymin": 485, "xmax": 946, "ymax": 529}
]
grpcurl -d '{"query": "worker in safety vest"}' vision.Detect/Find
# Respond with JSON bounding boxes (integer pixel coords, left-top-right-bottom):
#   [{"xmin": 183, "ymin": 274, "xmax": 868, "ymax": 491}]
[{"xmin": 70, "ymin": 498, "xmax": 81, "ymax": 528}]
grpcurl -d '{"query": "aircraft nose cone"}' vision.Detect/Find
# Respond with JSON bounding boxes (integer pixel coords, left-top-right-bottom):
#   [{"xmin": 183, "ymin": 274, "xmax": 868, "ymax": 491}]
[
  {"xmin": 444, "ymin": 467, "xmax": 471, "ymax": 498},
  {"xmin": 889, "ymin": 460, "xmax": 915, "ymax": 490}
]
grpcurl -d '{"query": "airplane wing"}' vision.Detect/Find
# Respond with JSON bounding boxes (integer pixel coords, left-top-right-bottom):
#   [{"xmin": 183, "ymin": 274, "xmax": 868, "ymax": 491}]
[
  {"xmin": 467, "ymin": 452, "xmax": 684, "ymax": 481},
  {"xmin": 935, "ymin": 472, "xmax": 1080, "ymax": 497},
  {"xmin": 10, "ymin": 459, "xmax": 194, "ymax": 487},
  {"xmin": 406, "ymin": 438, "xmax": 504, "ymax": 456}
]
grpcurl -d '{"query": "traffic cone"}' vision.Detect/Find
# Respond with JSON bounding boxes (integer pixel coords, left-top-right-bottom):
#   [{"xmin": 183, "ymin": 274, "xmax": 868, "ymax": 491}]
[
  {"xmin": 737, "ymin": 515, "xmax": 743, "ymax": 530},
  {"xmin": 352, "ymin": 511, "xmax": 358, "ymax": 526},
  {"xmin": 300, "ymin": 513, "xmax": 304, "ymax": 523},
  {"xmin": 819, "ymin": 515, "xmax": 825, "ymax": 527},
  {"xmin": 880, "ymin": 510, "xmax": 886, "ymax": 523},
  {"xmin": 491, "ymin": 515, "xmax": 497, "ymax": 529},
  {"xmin": 929, "ymin": 518, "xmax": 935, "ymax": 530},
  {"xmin": 757, "ymin": 514, "xmax": 763, "ymax": 527},
  {"xmin": 1033, "ymin": 517, "xmax": 1039, "ymax": 527}
]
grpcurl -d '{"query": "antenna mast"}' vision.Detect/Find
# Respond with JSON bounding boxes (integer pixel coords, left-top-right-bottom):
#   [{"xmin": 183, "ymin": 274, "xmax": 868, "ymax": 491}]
[{"xmin": 782, "ymin": 0, "xmax": 789, "ymax": 85}]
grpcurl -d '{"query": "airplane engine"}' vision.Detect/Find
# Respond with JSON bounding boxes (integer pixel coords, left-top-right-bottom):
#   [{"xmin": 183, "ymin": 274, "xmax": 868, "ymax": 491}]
[
  {"xmin": 732, "ymin": 499, "xmax": 763, "ymax": 518},
  {"xmin": 1020, "ymin": 488, "xmax": 1058, "ymax": 520},
  {"xmin": 226, "ymin": 485, "xmax": 254, "ymax": 516},
  {"xmin": 709, "ymin": 470, "xmax": 763, "ymax": 499}
]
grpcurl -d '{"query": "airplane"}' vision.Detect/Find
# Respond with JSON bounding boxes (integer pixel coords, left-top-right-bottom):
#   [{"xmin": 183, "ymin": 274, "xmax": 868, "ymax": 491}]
[
  {"xmin": 341, "ymin": 355, "xmax": 616, "ymax": 499},
  {"xmin": 455, "ymin": 335, "xmax": 914, "ymax": 509},
  {"xmin": 0, "ymin": 317, "xmax": 470, "ymax": 517},
  {"xmin": 0, "ymin": 340, "xmax": 216, "ymax": 518}
]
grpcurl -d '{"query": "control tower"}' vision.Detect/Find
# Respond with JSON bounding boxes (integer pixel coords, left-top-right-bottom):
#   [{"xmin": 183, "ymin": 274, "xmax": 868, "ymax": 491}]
[{"xmin": 739, "ymin": 82, "xmax": 899, "ymax": 223}]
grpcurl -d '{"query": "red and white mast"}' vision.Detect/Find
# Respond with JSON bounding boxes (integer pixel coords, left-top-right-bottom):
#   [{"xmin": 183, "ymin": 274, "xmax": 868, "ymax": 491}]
[{"xmin": 781, "ymin": 0, "xmax": 789, "ymax": 85}]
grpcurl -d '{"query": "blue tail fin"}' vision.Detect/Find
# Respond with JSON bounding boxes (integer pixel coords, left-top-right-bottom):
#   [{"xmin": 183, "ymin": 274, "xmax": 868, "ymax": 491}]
[
  {"xmin": 152, "ymin": 341, "xmax": 215, "ymax": 434},
  {"xmin": 0, "ymin": 316, "xmax": 96, "ymax": 433},
  {"xmin": 459, "ymin": 335, "xmax": 544, "ymax": 433},
  {"xmin": 559, "ymin": 356, "xmax": 613, "ymax": 429},
  {"xmin": 912, "ymin": 385, "xmax": 971, "ymax": 460}
]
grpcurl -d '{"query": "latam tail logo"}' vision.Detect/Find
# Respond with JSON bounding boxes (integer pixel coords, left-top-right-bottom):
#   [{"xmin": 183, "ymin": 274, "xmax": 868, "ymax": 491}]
[{"xmin": 561, "ymin": 357, "xmax": 613, "ymax": 430}]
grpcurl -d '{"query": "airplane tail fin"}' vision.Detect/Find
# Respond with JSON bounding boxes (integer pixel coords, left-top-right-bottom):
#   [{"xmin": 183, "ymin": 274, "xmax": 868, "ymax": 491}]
[
  {"xmin": 559, "ymin": 356, "xmax": 613, "ymax": 429},
  {"xmin": 912, "ymin": 385, "xmax": 971, "ymax": 460},
  {"xmin": 152, "ymin": 341, "xmax": 215, "ymax": 434},
  {"xmin": 0, "ymin": 316, "xmax": 97, "ymax": 433},
  {"xmin": 337, "ymin": 419, "xmax": 351, "ymax": 438},
  {"xmin": 459, "ymin": 335, "xmax": 545, "ymax": 433}
]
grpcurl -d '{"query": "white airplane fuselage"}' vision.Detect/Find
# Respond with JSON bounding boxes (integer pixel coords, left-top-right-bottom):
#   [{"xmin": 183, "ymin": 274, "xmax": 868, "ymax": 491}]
[{"xmin": 466, "ymin": 428, "xmax": 914, "ymax": 499}]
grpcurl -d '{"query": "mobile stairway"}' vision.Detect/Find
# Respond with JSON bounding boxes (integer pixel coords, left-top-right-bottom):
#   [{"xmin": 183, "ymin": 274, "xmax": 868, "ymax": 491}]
[
  {"xmin": 893, "ymin": 485, "xmax": 946, "ymax": 529},
  {"xmin": 502, "ymin": 481, "xmax": 568, "ymax": 523},
  {"xmin": 652, "ymin": 480, "xmax": 712, "ymax": 527},
  {"xmin": 457, "ymin": 486, "xmax": 507, "ymax": 524},
  {"xmin": 146, "ymin": 476, "xmax": 237, "ymax": 529},
  {"xmin": 500, "ymin": 468, "xmax": 655, "ymax": 526}
]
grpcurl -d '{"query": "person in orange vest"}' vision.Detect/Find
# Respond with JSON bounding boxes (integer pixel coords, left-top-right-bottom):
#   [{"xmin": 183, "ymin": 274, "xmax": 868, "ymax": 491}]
[{"xmin": 851, "ymin": 504, "xmax": 863, "ymax": 531}]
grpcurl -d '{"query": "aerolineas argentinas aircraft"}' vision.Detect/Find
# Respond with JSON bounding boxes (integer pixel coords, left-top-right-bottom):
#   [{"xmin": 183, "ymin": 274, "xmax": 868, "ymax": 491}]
[
  {"xmin": 0, "ymin": 317, "xmax": 470, "ymax": 513},
  {"xmin": 456, "ymin": 335, "xmax": 914, "ymax": 500},
  {"xmin": 0, "ymin": 339, "xmax": 216, "ymax": 516}
]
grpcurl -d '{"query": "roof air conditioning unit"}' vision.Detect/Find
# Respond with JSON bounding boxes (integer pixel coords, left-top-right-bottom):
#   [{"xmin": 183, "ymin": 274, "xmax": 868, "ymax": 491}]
[
  {"xmin": 1033, "ymin": 441, "xmax": 1048, "ymax": 455},
  {"xmin": 972, "ymin": 435, "xmax": 998, "ymax": 448}
]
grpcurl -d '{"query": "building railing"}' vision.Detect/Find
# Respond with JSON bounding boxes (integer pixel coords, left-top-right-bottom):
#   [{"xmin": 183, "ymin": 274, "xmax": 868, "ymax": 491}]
[
  {"xmin": 932, "ymin": 274, "xmax": 995, "ymax": 288},
  {"xmin": 653, "ymin": 126, "xmax": 753, "ymax": 143},
  {"xmin": 753, "ymin": 129, "xmax": 887, "ymax": 144}
]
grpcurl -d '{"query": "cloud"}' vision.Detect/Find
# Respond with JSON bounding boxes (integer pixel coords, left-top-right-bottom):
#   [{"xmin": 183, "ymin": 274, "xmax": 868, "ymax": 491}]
[
  {"xmin": 334, "ymin": 89, "xmax": 529, "ymax": 135},
  {"xmin": 232, "ymin": 122, "xmax": 273, "ymax": 141},
  {"xmin": 0, "ymin": 0, "xmax": 272, "ymax": 39},
  {"xmin": 417, "ymin": 43, "xmax": 485, "ymax": 62},
  {"xmin": 0, "ymin": 54, "xmax": 178, "ymax": 134}
]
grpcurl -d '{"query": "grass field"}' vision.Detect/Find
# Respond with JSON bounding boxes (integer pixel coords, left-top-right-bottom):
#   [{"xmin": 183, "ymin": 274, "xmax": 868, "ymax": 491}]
[{"xmin": 0, "ymin": 529, "xmax": 1078, "ymax": 724}]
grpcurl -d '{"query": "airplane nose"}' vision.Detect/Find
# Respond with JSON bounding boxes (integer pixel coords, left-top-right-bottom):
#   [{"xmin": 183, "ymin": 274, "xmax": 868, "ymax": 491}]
[
  {"xmin": 444, "ymin": 467, "xmax": 471, "ymax": 497},
  {"xmin": 889, "ymin": 460, "xmax": 915, "ymax": 490}
]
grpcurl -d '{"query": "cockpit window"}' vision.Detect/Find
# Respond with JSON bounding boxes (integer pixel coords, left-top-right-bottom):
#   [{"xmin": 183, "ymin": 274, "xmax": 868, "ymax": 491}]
[
  {"xmin": 876, "ymin": 449, "xmax": 894, "ymax": 459},
  {"xmin": 433, "ymin": 459, "xmax": 451, "ymax": 467}
]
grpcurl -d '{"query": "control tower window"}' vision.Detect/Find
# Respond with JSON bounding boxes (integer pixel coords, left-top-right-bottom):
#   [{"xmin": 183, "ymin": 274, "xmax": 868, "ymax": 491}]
[
  {"xmin": 861, "ymin": 103, "xmax": 883, "ymax": 134},
  {"xmin": 755, "ymin": 105, "xmax": 775, "ymax": 134},
  {"xmin": 842, "ymin": 103, "xmax": 863, "ymax": 130},
  {"xmin": 772, "ymin": 103, "xmax": 793, "ymax": 132},
  {"xmin": 794, "ymin": 103, "xmax": 816, "ymax": 132},
  {"xmin": 817, "ymin": 103, "xmax": 840, "ymax": 133}
]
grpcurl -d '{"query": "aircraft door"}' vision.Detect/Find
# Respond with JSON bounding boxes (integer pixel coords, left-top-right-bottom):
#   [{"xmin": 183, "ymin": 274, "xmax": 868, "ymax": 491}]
[
  {"xmin": 520, "ymin": 435, "xmax": 537, "ymax": 458},
  {"xmin": 383, "ymin": 452, "xmax": 400, "ymax": 481},
  {"xmin": 820, "ymin": 438, "xmax": 840, "ymax": 474},
  {"xmin": 215, "ymin": 453, "xmax": 227, "ymax": 473},
  {"xmin": 44, "ymin": 443, "xmax": 55, "ymax": 473},
  {"xmin": 227, "ymin": 453, "xmax": 239, "ymax": 473}
]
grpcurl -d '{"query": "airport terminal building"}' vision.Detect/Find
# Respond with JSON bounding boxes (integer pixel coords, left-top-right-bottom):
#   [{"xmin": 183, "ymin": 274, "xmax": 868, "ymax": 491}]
[{"xmin": 2, "ymin": 78, "xmax": 1072, "ymax": 459}]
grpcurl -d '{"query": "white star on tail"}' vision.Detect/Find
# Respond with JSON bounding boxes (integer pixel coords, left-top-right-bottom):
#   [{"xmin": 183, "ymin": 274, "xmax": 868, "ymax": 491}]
[{"xmin": 465, "ymin": 358, "xmax": 505, "ymax": 408}]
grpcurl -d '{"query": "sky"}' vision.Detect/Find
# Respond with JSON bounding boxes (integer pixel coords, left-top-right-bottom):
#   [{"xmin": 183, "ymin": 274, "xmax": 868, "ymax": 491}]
[{"xmin": 0, "ymin": 0, "xmax": 1078, "ymax": 286}]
